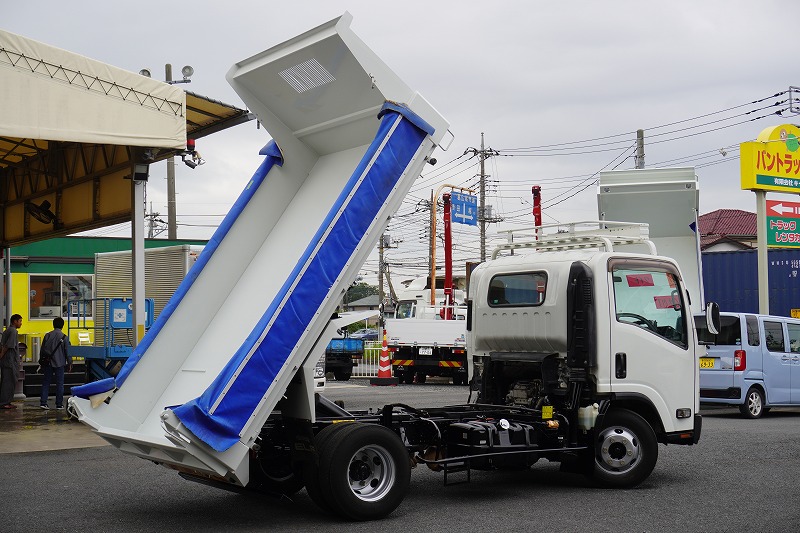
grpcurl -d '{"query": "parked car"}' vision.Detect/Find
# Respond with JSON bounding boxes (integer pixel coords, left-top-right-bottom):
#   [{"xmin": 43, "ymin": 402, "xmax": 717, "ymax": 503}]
[
  {"xmin": 695, "ymin": 311, "xmax": 800, "ymax": 419},
  {"xmin": 350, "ymin": 328, "xmax": 380, "ymax": 341}
]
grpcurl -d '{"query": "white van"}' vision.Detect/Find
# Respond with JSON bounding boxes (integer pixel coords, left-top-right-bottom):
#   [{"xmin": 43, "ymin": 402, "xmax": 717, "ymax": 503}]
[{"xmin": 695, "ymin": 312, "xmax": 800, "ymax": 418}]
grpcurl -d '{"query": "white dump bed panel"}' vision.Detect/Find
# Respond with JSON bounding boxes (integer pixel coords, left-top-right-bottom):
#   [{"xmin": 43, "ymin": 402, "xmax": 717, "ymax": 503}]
[{"xmin": 70, "ymin": 13, "xmax": 448, "ymax": 485}]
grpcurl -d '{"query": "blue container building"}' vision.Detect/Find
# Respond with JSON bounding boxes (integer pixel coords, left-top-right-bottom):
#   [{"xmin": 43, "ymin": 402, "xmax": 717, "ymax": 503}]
[{"xmin": 702, "ymin": 249, "xmax": 800, "ymax": 318}]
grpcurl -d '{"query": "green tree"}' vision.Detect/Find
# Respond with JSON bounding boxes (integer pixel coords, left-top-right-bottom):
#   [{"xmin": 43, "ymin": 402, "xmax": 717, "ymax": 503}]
[{"xmin": 344, "ymin": 282, "xmax": 378, "ymax": 305}]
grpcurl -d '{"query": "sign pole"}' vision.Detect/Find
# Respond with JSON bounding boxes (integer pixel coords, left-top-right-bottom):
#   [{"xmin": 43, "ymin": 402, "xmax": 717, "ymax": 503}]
[{"xmin": 756, "ymin": 190, "xmax": 769, "ymax": 314}]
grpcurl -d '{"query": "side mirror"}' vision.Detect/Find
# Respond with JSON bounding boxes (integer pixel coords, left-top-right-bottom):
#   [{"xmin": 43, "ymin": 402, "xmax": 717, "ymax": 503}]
[{"xmin": 705, "ymin": 302, "xmax": 720, "ymax": 335}]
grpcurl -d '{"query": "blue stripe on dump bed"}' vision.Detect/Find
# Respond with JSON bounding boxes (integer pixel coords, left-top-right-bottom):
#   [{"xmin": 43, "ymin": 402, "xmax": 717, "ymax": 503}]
[
  {"xmin": 172, "ymin": 105, "xmax": 430, "ymax": 451},
  {"xmin": 71, "ymin": 142, "xmax": 284, "ymax": 401}
]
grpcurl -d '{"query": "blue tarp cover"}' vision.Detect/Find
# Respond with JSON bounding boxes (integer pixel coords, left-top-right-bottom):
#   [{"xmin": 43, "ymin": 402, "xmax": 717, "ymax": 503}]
[{"xmin": 173, "ymin": 106, "xmax": 429, "ymax": 451}]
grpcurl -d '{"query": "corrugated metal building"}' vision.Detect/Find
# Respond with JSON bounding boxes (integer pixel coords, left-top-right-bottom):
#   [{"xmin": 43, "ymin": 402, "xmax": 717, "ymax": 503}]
[{"xmin": 702, "ymin": 249, "xmax": 800, "ymax": 317}]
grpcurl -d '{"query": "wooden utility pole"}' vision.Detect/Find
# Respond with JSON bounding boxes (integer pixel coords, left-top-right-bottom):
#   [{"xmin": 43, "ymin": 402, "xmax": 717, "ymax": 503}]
[
  {"xmin": 378, "ymin": 233, "xmax": 385, "ymax": 316},
  {"xmin": 479, "ymin": 132, "xmax": 487, "ymax": 261},
  {"xmin": 429, "ymin": 189, "xmax": 435, "ymax": 297}
]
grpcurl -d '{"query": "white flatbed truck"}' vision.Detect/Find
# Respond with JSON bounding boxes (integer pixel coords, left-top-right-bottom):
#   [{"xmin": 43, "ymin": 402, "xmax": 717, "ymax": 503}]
[
  {"xmin": 387, "ymin": 281, "xmax": 468, "ymax": 384},
  {"xmin": 69, "ymin": 15, "xmax": 716, "ymax": 522}
]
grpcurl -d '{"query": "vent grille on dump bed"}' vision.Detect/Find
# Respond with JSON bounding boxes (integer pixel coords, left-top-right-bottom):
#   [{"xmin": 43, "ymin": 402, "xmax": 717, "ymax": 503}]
[{"xmin": 279, "ymin": 58, "xmax": 335, "ymax": 93}]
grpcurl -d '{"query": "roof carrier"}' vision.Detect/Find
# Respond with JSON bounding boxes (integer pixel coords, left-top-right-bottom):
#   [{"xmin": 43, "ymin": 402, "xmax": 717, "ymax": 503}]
[{"xmin": 492, "ymin": 221, "xmax": 656, "ymax": 259}]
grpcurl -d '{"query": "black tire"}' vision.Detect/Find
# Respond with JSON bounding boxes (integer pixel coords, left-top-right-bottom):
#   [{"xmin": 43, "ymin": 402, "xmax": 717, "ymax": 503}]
[
  {"xmin": 739, "ymin": 387, "xmax": 765, "ymax": 419},
  {"xmin": 316, "ymin": 423, "xmax": 411, "ymax": 521},
  {"xmin": 592, "ymin": 409, "xmax": 658, "ymax": 488},
  {"xmin": 415, "ymin": 372, "xmax": 427, "ymax": 384},
  {"xmin": 401, "ymin": 369, "xmax": 415, "ymax": 385},
  {"xmin": 452, "ymin": 374, "xmax": 466, "ymax": 386},
  {"xmin": 304, "ymin": 423, "xmax": 356, "ymax": 514},
  {"xmin": 334, "ymin": 371, "xmax": 352, "ymax": 381}
]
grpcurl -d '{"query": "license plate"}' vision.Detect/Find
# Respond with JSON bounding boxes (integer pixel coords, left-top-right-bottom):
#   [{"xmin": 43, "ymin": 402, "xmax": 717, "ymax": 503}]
[
  {"xmin": 418, "ymin": 347, "xmax": 433, "ymax": 356},
  {"xmin": 699, "ymin": 357, "xmax": 714, "ymax": 369}
]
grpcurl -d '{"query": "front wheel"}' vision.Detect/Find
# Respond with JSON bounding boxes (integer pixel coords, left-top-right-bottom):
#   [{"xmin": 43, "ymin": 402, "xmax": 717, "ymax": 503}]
[
  {"xmin": 739, "ymin": 387, "xmax": 765, "ymax": 419},
  {"xmin": 592, "ymin": 409, "xmax": 657, "ymax": 488}
]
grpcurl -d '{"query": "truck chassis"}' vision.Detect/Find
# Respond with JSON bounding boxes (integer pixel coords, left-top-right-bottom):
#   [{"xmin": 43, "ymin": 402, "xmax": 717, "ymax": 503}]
[{"xmin": 240, "ymin": 372, "xmax": 669, "ymax": 521}]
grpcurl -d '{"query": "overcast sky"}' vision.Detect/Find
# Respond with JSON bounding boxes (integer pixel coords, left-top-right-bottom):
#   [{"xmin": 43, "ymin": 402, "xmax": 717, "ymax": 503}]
[{"xmin": 5, "ymin": 1, "xmax": 798, "ymax": 282}]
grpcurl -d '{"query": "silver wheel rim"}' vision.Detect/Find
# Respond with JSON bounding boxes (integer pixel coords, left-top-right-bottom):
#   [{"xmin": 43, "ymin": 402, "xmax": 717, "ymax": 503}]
[
  {"xmin": 597, "ymin": 425, "xmax": 641, "ymax": 474},
  {"xmin": 747, "ymin": 391, "xmax": 762, "ymax": 416},
  {"xmin": 347, "ymin": 444, "xmax": 396, "ymax": 502}
]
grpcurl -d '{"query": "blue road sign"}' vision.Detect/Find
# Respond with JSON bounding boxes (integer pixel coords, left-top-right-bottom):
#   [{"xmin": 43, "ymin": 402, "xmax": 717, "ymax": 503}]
[{"xmin": 451, "ymin": 192, "xmax": 478, "ymax": 226}]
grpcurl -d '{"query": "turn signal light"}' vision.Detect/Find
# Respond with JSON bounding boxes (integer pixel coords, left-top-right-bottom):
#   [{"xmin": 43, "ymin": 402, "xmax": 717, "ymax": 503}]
[{"xmin": 734, "ymin": 350, "xmax": 746, "ymax": 371}]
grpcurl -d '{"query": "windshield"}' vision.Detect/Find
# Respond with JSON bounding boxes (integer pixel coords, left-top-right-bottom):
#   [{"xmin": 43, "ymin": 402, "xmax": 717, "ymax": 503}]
[{"xmin": 395, "ymin": 301, "xmax": 415, "ymax": 319}]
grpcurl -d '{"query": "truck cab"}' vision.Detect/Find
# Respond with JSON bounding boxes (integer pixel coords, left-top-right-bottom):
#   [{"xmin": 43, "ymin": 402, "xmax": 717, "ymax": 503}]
[{"xmin": 468, "ymin": 222, "xmax": 709, "ymax": 485}]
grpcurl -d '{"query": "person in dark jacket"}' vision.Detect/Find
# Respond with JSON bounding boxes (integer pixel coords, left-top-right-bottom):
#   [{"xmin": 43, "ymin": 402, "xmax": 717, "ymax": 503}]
[
  {"xmin": 39, "ymin": 317, "xmax": 72, "ymax": 410},
  {"xmin": 0, "ymin": 314, "xmax": 22, "ymax": 409}
]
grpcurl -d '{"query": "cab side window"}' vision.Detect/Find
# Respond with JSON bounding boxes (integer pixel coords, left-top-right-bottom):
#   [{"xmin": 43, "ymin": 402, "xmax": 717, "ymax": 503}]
[
  {"xmin": 612, "ymin": 266, "xmax": 687, "ymax": 348},
  {"xmin": 763, "ymin": 321, "xmax": 785, "ymax": 352}
]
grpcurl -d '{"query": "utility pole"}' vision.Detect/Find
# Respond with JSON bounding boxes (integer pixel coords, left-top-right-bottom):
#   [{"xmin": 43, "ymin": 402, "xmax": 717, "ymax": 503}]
[
  {"xmin": 479, "ymin": 133, "xmax": 486, "ymax": 261},
  {"xmin": 635, "ymin": 129, "xmax": 645, "ymax": 169},
  {"xmin": 378, "ymin": 233, "xmax": 385, "ymax": 316},
  {"xmin": 140, "ymin": 63, "xmax": 194, "ymax": 238},
  {"xmin": 465, "ymin": 133, "xmax": 500, "ymax": 261},
  {"xmin": 148, "ymin": 202, "xmax": 155, "ymax": 239},
  {"xmin": 429, "ymin": 190, "xmax": 435, "ymax": 290},
  {"xmin": 166, "ymin": 64, "xmax": 177, "ymax": 239}
]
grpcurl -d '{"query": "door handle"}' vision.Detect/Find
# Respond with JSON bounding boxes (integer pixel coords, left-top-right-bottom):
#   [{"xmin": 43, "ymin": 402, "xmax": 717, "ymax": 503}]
[
  {"xmin": 782, "ymin": 356, "xmax": 790, "ymax": 362},
  {"xmin": 615, "ymin": 352, "xmax": 627, "ymax": 379}
]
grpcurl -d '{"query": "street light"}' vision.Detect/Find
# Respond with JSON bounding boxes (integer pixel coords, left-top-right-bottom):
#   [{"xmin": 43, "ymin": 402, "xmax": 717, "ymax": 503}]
[
  {"xmin": 138, "ymin": 63, "xmax": 195, "ymax": 239},
  {"xmin": 139, "ymin": 65, "xmax": 194, "ymax": 84}
]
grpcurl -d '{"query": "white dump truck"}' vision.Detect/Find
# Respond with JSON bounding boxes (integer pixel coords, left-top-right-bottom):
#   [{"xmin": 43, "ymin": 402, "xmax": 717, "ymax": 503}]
[{"xmin": 69, "ymin": 14, "xmax": 716, "ymax": 522}]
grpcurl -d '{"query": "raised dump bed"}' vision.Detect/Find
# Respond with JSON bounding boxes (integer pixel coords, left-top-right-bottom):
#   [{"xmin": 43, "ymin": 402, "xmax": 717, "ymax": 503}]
[{"xmin": 70, "ymin": 13, "xmax": 449, "ymax": 487}]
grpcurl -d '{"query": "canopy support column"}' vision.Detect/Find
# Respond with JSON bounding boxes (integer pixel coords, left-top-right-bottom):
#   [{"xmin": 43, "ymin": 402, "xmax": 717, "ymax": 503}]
[{"xmin": 131, "ymin": 165, "xmax": 148, "ymax": 346}]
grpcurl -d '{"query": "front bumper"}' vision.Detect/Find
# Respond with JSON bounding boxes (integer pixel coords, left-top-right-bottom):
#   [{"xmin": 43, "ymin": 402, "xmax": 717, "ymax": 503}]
[{"xmin": 663, "ymin": 413, "xmax": 702, "ymax": 445}]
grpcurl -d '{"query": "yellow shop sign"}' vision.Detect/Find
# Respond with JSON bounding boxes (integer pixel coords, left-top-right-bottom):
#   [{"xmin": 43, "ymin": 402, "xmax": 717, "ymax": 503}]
[{"xmin": 741, "ymin": 124, "xmax": 800, "ymax": 193}]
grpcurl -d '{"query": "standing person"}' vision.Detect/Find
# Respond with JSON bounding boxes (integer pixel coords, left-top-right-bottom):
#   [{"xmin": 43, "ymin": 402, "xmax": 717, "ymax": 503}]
[
  {"xmin": 0, "ymin": 314, "xmax": 23, "ymax": 410},
  {"xmin": 40, "ymin": 317, "xmax": 71, "ymax": 410}
]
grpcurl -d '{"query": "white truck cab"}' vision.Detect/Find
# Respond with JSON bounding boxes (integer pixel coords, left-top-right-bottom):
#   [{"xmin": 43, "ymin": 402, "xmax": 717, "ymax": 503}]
[{"xmin": 467, "ymin": 221, "xmax": 712, "ymax": 485}]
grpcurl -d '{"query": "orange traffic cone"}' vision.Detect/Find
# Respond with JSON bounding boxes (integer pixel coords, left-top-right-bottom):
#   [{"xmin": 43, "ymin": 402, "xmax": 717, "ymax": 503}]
[{"xmin": 370, "ymin": 328, "xmax": 398, "ymax": 386}]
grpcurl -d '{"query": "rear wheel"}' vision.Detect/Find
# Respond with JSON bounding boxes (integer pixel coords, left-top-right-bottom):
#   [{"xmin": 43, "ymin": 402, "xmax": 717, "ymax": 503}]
[
  {"xmin": 415, "ymin": 372, "xmax": 427, "ymax": 384},
  {"xmin": 739, "ymin": 387, "xmax": 765, "ymax": 419},
  {"xmin": 315, "ymin": 423, "xmax": 410, "ymax": 521},
  {"xmin": 592, "ymin": 409, "xmax": 657, "ymax": 488},
  {"xmin": 402, "ymin": 369, "xmax": 415, "ymax": 385},
  {"xmin": 334, "ymin": 371, "xmax": 352, "ymax": 381},
  {"xmin": 304, "ymin": 423, "xmax": 355, "ymax": 514}
]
